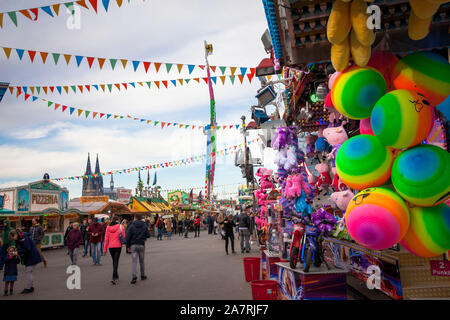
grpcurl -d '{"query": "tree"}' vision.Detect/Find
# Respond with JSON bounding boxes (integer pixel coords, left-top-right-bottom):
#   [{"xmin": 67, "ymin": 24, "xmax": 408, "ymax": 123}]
[{"xmin": 137, "ymin": 180, "xmax": 144, "ymax": 197}]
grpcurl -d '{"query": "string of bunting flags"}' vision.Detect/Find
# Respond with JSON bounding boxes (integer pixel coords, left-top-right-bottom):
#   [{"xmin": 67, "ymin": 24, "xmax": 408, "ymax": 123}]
[
  {"xmin": 12, "ymin": 90, "xmax": 244, "ymax": 131},
  {"xmin": 8, "ymin": 72, "xmax": 256, "ymax": 96},
  {"xmin": 159, "ymin": 183, "xmax": 241, "ymax": 193},
  {"xmin": 0, "ymin": 0, "xmax": 141, "ymax": 29},
  {"xmin": 0, "ymin": 46, "xmax": 255, "ymax": 77},
  {"xmin": 50, "ymin": 138, "xmax": 260, "ymax": 182}
]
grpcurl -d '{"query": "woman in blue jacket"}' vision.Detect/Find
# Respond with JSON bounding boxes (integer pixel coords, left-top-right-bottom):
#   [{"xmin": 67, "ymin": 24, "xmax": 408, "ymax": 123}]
[{"xmin": 9, "ymin": 229, "xmax": 42, "ymax": 294}]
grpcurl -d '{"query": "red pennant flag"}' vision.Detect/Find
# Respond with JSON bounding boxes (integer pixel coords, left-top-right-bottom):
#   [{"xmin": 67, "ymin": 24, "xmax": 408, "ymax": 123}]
[
  {"xmin": 16, "ymin": 87, "xmax": 22, "ymax": 97},
  {"xmin": 192, "ymin": 125, "xmax": 196, "ymax": 129},
  {"xmin": 85, "ymin": 85, "xmax": 91, "ymax": 92},
  {"xmin": 88, "ymin": 0, "xmax": 98, "ymax": 13},
  {"xmin": 154, "ymin": 81, "xmax": 160, "ymax": 89},
  {"xmin": 162, "ymin": 81, "xmax": 168, "ymax": 88},
  {"xmin": 247, "ymin": 73, "xmax": 254, "ymax": 83},
  {"xmin": 100, "ymin": 113, "xmax": 105, "ymax": 118},
  {"xmin": 202, "ymin": 78, "xmax": 208, "ymax": 84},
  {"xmin": 62, "ymin": 105, "xmax": 68, "ymax": 112},
  {"xmin": 30, "ymin": 8, "xmax": 39, "ymax": 21},
  {"xmin": 198, "ymin": 65, "xmax": 205, "ymax": 70},
  {"xmin": 78, "ymin": 85, "xmax": 83, "ymax": 93},
  {"xmin": 76, "ymin": 0, "xmax": 89, "ymax": 9},
  {"xmin": 161, "ymin": 122, "xmax": 166, "ymax": 128},
  {"xmin": 210, "ymin": 66, "xmax": 216, "ymax": 72},
  {"xmin": 54, "ymin": 104, "xmax": 60, "ymax": 110},
  {"xmin": 167, "ymin": 123, "xmax": 171, "ymax": 127},
  {"xmin": 49, "ymin": 86, "xmax": 55, "ymax": 93},
  {"xmin": 24, "ymin": 94, "xmax": 30, "ymax": 101},
  {"xmin": 229, "ymin": 125, "xmax": 233, "ymax": 129},
  {"xmin": 86, "ymin": 57, "xmax": 95, "ymax": 68},
  {"xmin": 143, "ymin": 61, "xmax": 151, "ymax": 73},
  {"xmin": 28, "ymin": 50, "xmax": 36, "ymax": 62},
  {"xmin": 154, "ymin": 62, "xmax": 162, "ymax": 73},
  {"xmin": 93, "ymin": 112, "xmax": 98, "ymax": 118},
  {"xmin": 19, "ymin": 10, "xmax": 33, "ymax": 20},
  {"xmin": 114, "ymin": 83, "xmax": 121, "ymax": 91}
]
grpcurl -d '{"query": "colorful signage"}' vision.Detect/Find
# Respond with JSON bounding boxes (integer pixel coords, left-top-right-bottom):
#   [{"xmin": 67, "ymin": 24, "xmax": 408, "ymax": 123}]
[
  {"xmin": 430, "ymin": 260, "xmax": 450, "ymax": 277},
  {"xmin": 17, "ymin": 189, "xmax": 30, "ymax": 212},
  {"xmin": 30, "ymin": 193, "xmax": 59, "ymax": 212},
  {"xmin": 60, "ymin": 191, "xmax": 69, "ymax": 210},
  {"xmin": 117, "ymin": 188, "xmax": 132, "ymax": 203},
  {"xmin": 0, "ymin": 191, "xmax": 14, "ymax": 211},
  {"xmin": 80, "ymin": 196, "xmax": 109, "ymax": 203}
]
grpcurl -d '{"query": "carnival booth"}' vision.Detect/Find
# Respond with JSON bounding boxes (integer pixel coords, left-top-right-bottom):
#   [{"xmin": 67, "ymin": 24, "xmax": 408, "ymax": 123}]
[{"xmin": 251, "ymin": 0, "xmax": 450, "ymax": 300}]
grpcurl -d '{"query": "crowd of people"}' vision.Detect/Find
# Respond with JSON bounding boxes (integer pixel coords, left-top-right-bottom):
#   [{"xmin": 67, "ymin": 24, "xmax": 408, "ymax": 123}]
[{"xmin": 0, "ymin": 206, "xmax": 257, "ymax": 296}]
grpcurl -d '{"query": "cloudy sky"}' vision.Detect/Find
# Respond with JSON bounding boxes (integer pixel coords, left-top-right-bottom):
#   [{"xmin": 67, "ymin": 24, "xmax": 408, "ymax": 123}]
[{"xmin": 0, "ymin": 0, "xmax": 273, "ymax": 199}]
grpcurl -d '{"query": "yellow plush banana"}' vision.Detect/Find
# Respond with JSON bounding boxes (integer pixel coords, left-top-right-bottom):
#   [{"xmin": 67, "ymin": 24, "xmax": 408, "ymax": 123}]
[
  {"xmin": 409, "ymin": 0, "xmax": 441, "ymax": 19},
  {"xmin": 331, "ymin": 37, "xmax": 350, "ymax": 72},
  {"xmin": 350, "ymin": 29, "xmax": 371, "ymax": 67},
  {"xmin": 351, "ymin": 0, "xmax": 376, "ymax": 47},
  {"xmin": 327, "ymin": 0, "xmax": 351, "ymax": 45},
  {"xmin": 408, "ymin": 9, "xmax": 433, "ymax": 40}
]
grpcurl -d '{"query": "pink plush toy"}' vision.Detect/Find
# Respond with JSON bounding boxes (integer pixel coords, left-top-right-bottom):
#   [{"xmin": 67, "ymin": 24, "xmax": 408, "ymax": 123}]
[
  {"xmin": 323, "ymin": 126, "xmax": 348, "ymax": 168},
  {"xmin": 315, "ymin": 162, "xmax": 332, "ymax": 191},
  {"xmin": 307, "ymin": 174, "xmax": 317, "ymax": 185},
  {"xmin": 256, "ymin": 168, "xmax": 274, "ymax": 190},
  {"xmin": 284, "ymin": 174, "xmax": 312, "ymax": 199},
  {"xmin": 330, "ymin": 190, "xmax": 355, "ymax": 212},
  {"xmin": 254, "ymin": 216, "xmax": 267, "ymax": 231}
]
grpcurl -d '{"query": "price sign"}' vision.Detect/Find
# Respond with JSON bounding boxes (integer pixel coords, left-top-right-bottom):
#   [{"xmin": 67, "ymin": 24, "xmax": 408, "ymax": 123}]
[{"xmin": 430, "ymin": 260, "xmax": 450, "ymax": 277}]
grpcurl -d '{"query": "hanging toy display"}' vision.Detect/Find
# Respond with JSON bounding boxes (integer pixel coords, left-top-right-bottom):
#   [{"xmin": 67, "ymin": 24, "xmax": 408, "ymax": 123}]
[
  {"xmin": 391, "ymin": 144, "xmax": 450, "ymax": 207},
  {"xmin": 345, "ymin": 187, "xmax": 410, "ymax": 250},
  {"xmin": 323, "ymin": 125, "xmax": 349, "ymax": 168},
  {"xmin": 336, "ymin": 134, "xmax": 393, "ymax": 191}
]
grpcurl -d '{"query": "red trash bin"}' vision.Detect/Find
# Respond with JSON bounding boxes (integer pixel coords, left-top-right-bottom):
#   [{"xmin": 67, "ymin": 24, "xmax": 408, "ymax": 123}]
[
  {"xmin": 250, "ymin": 280, "xmax": 279, "ymax": 300},
  {"xmin": 243, "ymin": 257, "xmax": 261, "ymax": 282}
]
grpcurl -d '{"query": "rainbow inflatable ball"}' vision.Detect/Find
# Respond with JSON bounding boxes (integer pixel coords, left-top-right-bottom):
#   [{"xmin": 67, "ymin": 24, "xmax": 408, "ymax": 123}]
[
  {"xmin": 345, "ymin": 188, "xmax": 410, "ymax": 250},
  {"xmin": 371, "ymin": 89, "xmax": 434, "ymax": 149},
  {"xmin": 400, "ymin": 204, "xmax": 450, "ymax": 258},
  {"xmin": 391, "ymin": 51, "xmax": 450, "ymax": 107},
  {"xmin": 336, "ymin": 135, "xmax": 393, "ymax": 190},
  {"xmin": 331, "ymin": 66, "xmax": 387, "ymax": 120},
  {"xmin": 392, "ymin": 144, "xmax": 450, "ymax": 207}
]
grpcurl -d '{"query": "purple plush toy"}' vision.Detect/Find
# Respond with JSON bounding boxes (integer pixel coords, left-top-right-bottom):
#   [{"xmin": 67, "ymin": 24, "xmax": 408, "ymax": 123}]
[{"xmin": 311, "ymin": 206, "xmax": 337, "ymax": 236}]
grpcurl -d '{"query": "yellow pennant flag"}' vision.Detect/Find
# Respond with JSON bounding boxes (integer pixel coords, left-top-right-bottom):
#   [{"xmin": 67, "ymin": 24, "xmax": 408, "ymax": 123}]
[
  {"xmin": 120, "ymin": 59, "xmax": 128, "ymax": 69},
  {"xmin": 137, "ymin": 82, "xmax": 144, "ymax": 86},
  {"xmin": 53, "ymin": 4, "xmax": 61, "ymax": 16},
  {"xmin": 220, "ymin": 76, "xmax": 226, "ymax": 85},
  {"xmin": 77, "ymin": 109, "xmax": 83, "ymax": 117},
  {"xmin": 230, "ymin": 67, "xmax": 237, "ymax": 75},
  {"xmin": 116, "ymin": 0, "xmax": 123, "ymax": 7},
  {"xmin": 0, "ymin": 13, "xmax": 3, "ymax": 29},
  {"xmin": 63, "ymin": 86, "xmax": 69, "ymax": 94},
  {"xmin": 178, "ymin": 79, "xmax": 183, "ymax": 86},
  {"xmin": 30, "ymin": 87, "xmax": 35, "ymax": 94},
  {"xmin": 63, "ymin": 54, "xmax": 72, "ymax": 65},
  {"xmin": 177, "ymin": 64, "xmax": 183, "ymax": 73},
  {"xmin": 114, "ymin": 115, "xmax": 119, "ymax": 119},
  {"xmin": 100, "ymin": 84, "xmax": 105, "ymax": 92},
  {"xmin": 266, "ymin": 75, "xmax": 272, "ymax": 81},
  {"xmin": 2, "ymin": 47, "xmax": 12, "ymax": 59}
]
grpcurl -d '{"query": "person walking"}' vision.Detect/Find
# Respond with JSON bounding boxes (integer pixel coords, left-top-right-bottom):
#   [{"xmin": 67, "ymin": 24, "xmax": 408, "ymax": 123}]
[
  {"xmin": 29, "ymin": 218, "xmax": 47, "ymax": 267},
  {"xmin": 238, "ymin": 209, "xmax": 251, "ymax": 253},
  {"xmin": 217, "ymin": 214, "xmax": 225, "ymax": 239},
  {"xmin": 65, "ymin": 223, "xmax": 83, "ymax": 266},
  {"xmin": 64, "ymin": 221, "xmax": 73, "ymax": 255},
  {"xmin": 193, "ymin": 215, "xmax": 201, "ymax": 238},
  {"xmin": 126, "ymin": 214, "xmax": 150, "ymax": 284},
  {"xmin": 156, "ymin": 217, "xmax": 164, "ymax": 241},
  {"xmin": 80, "ymin": 219, "xmax": 90, "ymax": 257},
  {"xmin": 184, "ymin": 217, "xmax": 191, "ymax": 238},
  {"xmin": 164, "ymin": 217, "xmax": 172, "ymax": 239},
  {"xmin": 207, "ymin": 213, "xmax": 215, "ymax": 235},
  {"xmin": 172, "ymin": 217, "xmax": 177, "ymax": 236},
  {"xmin": 88, "ymin": 218, "xmax": 104, "ymax": 265},
  {"xmin": 220, "ymin": 215, "xmax": 237, "ymax": 255},
  {"xmin": 103, "ymin": 216, "xmax": 125, "ymax": 285},
  {"xmin": 10, "ymin": 229, "xmax": 42, "ymax": 294},
  {"xmin": 3, "ymin": 246, "xmax": 20, "ymax": 296},
  {"xmin": 178, "ymin": 217, "xmax": 184, "ymax": 237}
]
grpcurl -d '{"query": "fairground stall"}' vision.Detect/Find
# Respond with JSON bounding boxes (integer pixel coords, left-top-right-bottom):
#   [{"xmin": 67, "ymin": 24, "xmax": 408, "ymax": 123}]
[
  {"xmin": 246, "ymin": 0, "xmax": 450, "ymax": 300},
  {"xmin": 0, "ymin": 179, "xmax": 83, "ymax": 248}
]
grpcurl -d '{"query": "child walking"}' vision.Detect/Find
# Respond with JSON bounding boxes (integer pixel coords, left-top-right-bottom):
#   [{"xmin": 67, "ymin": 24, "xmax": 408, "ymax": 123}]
[{"xmin": 3, "ymin": 246, "xmax": 20, "ymax": 296}]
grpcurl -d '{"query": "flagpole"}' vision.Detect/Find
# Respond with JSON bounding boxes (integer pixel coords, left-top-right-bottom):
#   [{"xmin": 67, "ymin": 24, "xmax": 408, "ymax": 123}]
[{"xmin": 204, "ymin": 41, "xmax": 216, "ymax": 207}]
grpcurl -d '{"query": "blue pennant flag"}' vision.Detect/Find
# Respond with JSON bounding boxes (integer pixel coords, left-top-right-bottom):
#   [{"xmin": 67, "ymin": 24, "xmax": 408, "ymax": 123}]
[
  {"xmin": 188, "ymin": 65, "xmax": 195, "ymax": 74},
  {"xmin": 102, "ymin": 0, "xmax": 110, "ymax": 11},
  {"xmin": 93, "ymin": 84, "xmax": 98, "ymax": 91},
  {"xmin": 56, "ymin": 86, "xmax": 62, "ymax": 94},
  {"xmin": 69, "ymin": 107, "xmax": 75, "ymax": 115},
  {"xmin": 240, "ymin": 67, "xmax": 247, "ymax": 76},
  {"xmin": 41, "ymin": 6, "xmax": 54, "ymax": 17},
  {"xmin": 75, "ymin": 55, "xmax": 83, "ymax": 67},
  {"xmin": 22, "ymin": 87, "xmax": 27, "ymax": 94},
  {"xmin": 211, "ymin": 77, "xmax": 217, "ymax": 84},
  {"xmin": 132, "ymin": 61, "xmax": 140, "ymax": 72},
  {"xmin": 106, "ymin": 114, "xmax": 112, "ymax": 119},
  {"xmin": 170, "ymin": 80, "xmax": 177, "ymax": 87},
  {"xmin": 129, "ymin": 82, "xmax": 136, "ymax": 88},
  {"xmin": 32, "ymin": 96, "xmax": 38, "ymax": 102},
  {"xmin": 235, "ymin": 124, "xmax": 240, "ymax": 129},
  {"xmin": 16, "ymin": 49, "xmax": 25, "ymax": 60}
]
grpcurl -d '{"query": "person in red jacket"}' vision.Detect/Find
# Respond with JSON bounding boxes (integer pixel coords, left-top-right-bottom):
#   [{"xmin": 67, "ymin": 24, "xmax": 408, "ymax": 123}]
[
  {"xmin": 66, "ymin": 223, "xmax": 83, "ymax": 266},
  {"xmin": 88, "ymin": 218, "xmax": 105, "ymax": 265},
  {"xmin": 103, "ymin": 216, "xmax": 126, "ymax": 285},
  {"xmin": 193, "ymin": 215, "xmax": 201, "ymax": 238}
]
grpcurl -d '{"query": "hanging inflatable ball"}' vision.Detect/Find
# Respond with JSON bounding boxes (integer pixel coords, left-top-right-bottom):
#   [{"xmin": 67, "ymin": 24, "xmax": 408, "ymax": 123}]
[
  {"xmin": 392, "ymin": 144, "xmax": 450, "ymax": 207},
  {"xmin": 391, "ymin": 51, "xmax": 450, "ymax": 107},
  {"xmin": 400, "ymin": 204, "xmax": 450, "ymax": 258},
  {"xmin": 336, "ymin": 135, "xmax": 393, "ymax": 190},
  {"xmin": 371, "ymin": 90, "xmax": 434, "ymax": 149},
  {"xmin": 331, "ymin": 66, "xmax": 387, "ymax": 120},
  {"xmin": 345, "ymin": 187, "xmax": 410, "ymax": 250}
]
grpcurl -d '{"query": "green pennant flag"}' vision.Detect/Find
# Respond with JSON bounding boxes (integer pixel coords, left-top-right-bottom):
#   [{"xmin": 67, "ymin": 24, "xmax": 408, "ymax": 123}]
[
  {"xmin": 165, "ymin": 63, "xmax": 173, "ymax": 73},
  {"xmin": 36, "ymin": 87, "xmax": 41, "ymax": 94},
  {"xmin": 185, "ymin": 79, "xmax": 190, "ymax": 84},
  {"xmin": 52, "ymin": 53, "xmax": 60, "ymax": 65},
  {"xmin": 110, "ymin": 59, "xmax": 117, "ymax": 70},
  {"xmin": 277, "ymin": 74, "xmax": 282, "ymax": 79},
  {"xmin": 71, "ymin": 85, "xmax": 76, "ymax": 93},
  {"xmin": 85, "ymin": 111, "xmax": 90, "ymax": 118},
  {"xmin": 146, "ymin": 81, "xmax": 151, "ymax": 88},
  {"xmin": 120, "ymin": 116, "xmax": 124, "ymax": 119},
  {"xmin": 219, "ymin": 66, "xmax": 226, "ymax": 75},
  {"xmin": 64, "ymin": 2, "xmax": 75, "ymax": 14},
  {"xmin": 48, "ymin": 101, "xmax": 53, "ymax": 107},
  {"xmin": 229, "ymin": 75, "xmax": 236, "ymax": 84},
  {"xmin": 7, "ymin": 12, "xmax": 17, "ymax": 27},
  {"xmin": 107, "ymin": 84, "xmax": 112, "ymax": 92},
  {"xmin": 154, "ymin": 121, "xmax": 159, "ymax": 126},
  {"xmin": 185, "ymin": 125, "xmax": 189, "ymax": 128}
]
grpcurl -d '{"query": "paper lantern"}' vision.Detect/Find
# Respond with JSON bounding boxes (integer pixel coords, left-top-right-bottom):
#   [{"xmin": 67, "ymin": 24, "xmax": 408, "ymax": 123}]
[
  {"xmin": 391, "ymin": 51, "xmax": 450, "ymax": 106},
  {"xmin": 371, "ymin": 90, "xmax": 434, "ymax": 149},
  {"xmin": 400, "ymin": 203, "xmax": 450, "ymax": 258},
  {"xmin": 345, "ymin": 187, "xmax": 410, "ymax": 250},
  {"xmin": 336, "ymin": 135, "xmax": 393, "ymax": 190},
  {"xmin": 392, "ymin": 144, "xmax": 450, "ymax": 207},
  {"xmin": 331, "ymin": 66, "xmax": 387, "ymax": 119}
]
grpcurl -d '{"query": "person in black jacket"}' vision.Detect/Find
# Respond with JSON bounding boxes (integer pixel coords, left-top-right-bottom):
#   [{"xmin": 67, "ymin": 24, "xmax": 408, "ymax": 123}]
[
  {"xmin": 126, "ymin": 214, "xmax": 150, "ymax": 284},
  {"xmin": 238, "ymin": 209, "xmax": 251, "ymax": 253},
  {"xmin": 220, "ymin": 215, "xmax": 236, "ymax": 255},
  {"xmin": 184, "ymin": 217, "xmax": 191, "ymax": 238},
  {"xmin": 3, "ymin": 246, "xmax": 20, "ymax": 296},
  {"xmin": 80, "ymin": 219, "xmax": 90, "ymax": 257}
]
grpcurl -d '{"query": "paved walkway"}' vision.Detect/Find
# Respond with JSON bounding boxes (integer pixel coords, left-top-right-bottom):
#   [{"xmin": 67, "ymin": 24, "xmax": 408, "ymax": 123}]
[{"xmin": 3, "ymin": 230, "xmax": 260, "ymax": 300}]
